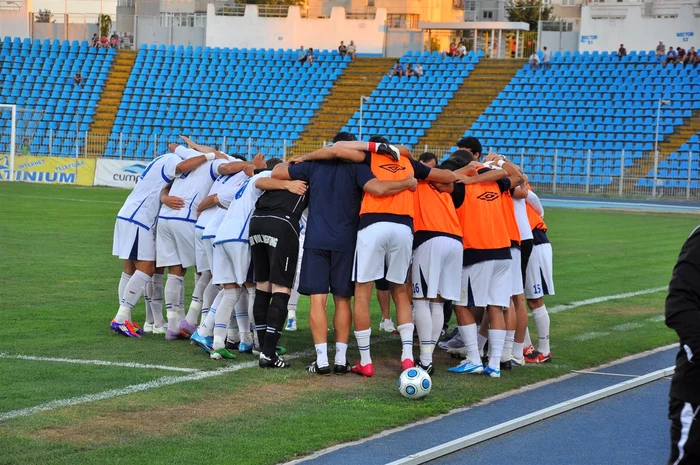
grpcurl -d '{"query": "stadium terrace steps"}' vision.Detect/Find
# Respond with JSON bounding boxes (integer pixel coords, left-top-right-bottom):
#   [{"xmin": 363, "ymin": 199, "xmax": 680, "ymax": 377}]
[
  {"xmin": 415, "ymin": 59, "xmax": 525, "ymax": 150},
  {"xmin": 87, "ymin": 50, "xmax": 138, "ymax": 157},
  {"xmin": 292, "ymin": 57, "xmax": 396, "ymax": 151}
]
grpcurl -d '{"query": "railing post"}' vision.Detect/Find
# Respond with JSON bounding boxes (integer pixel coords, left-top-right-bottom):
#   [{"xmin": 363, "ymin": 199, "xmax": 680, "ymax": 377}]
[
  {"xmin": 652, "ymin": 149, "xmax": 659, "ymax": 198},
  {"xmin": 552, "ymin": 149, "xmax": 558, "ymax": 195},
  {"xmin": 49, "ymin": 128, "xmax": 53, "ymax": 156},
  {"xmin": 153, "ymin": 133, "xmax": 157, "ymax": 158},
  {"xmin": 283, "ymin": 139, "xmax": 287, "ymax": 160},
  {"xmin": 687, "ymin": 151, "xmax": 693, "ymax": 199},
  {"xmin": 520, "ymin": 148, "xmax": 526, "ymax": 175},
  {"xmin": 84, "ymin": 132, "xmax": 88, "ymax": 157},
  {"xmin": 247, "ymin": 137, "xmax": 252, "ymax": 159},
  {"xmin": 618, "ymin": 149, "xmax": 625, "ymax": 197},
  {"xmin": 222, "ymin": 136, "xmax": 227, "ymax": 154},
  {"xmin": 119, "ymin": 132, "xmax": 123, "ymax": 160},
  {"xmin": 424, "ymin": 144, "xmax": 428, "ymax": 153},
  {"xmin": 585, "ymin": 149, "xmax": 592, "ymax": 194}
]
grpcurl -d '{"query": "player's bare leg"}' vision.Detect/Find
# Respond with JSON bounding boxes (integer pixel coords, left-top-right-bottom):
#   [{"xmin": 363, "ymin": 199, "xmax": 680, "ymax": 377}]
[
  {"xmin": 352, "ymin": 281, "xmax": 375, "ymax": 376},
  {"xmin": 333, "ymin": 295, "xmax": 352, "ymax": 372},
  {"xmin": 448, "ymin": 305, "xmax": 484, "ymax": 374},
  {"xmin": 111, "ymin": 259, "xmax": 154, "ymax": 337},
  {"xmin": 392, "ymin": 282, "xmax": 416, "ymax": 370},
  {"xmin": 512, "ymin": 293, "xmax": 528, "ymax": 364},
  {"xmin": 526, "ymin": 296, "xmax": 551, "ymax": 363}
]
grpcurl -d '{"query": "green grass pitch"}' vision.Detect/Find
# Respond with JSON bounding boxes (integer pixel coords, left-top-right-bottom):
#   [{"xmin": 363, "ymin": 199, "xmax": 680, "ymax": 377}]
[{"xmin": 0, "ymin": 182, "xmax": 696, "ymax": 464}]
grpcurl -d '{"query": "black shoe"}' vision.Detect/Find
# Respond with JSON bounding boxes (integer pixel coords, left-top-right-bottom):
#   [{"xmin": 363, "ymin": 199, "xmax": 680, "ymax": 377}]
[
  {"xmin": 259, "ymin": 353, "xmax": 290, "ymax": 369},
  {"xmin": 224, "ymin": 339, "xmax": 240, "ymax": 351},
  {"xmin": 416, "ymin": 360, "xmax": 434, "ymax": 375},
  {"xmin": 333, "ymin": 362, "xmax": 352, "ymax": 375},
  {"xmin": 307, "ymin": 361, "xmax": 331, "ymax": 375},
  {"xmin": 500, "ymin": 360, "xmax": 512, "ymax": 371}
]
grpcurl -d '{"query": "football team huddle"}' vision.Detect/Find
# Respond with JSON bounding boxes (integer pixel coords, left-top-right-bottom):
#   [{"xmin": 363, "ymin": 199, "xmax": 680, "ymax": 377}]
[{"xmin": 110, "ymin": 132, "xmax": 554, "ymax": 378}]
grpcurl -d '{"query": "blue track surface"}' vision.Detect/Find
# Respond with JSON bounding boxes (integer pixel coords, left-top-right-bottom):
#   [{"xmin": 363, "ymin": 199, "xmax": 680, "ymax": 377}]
[
  {"xmin": 296, "ymin": 348, "xmax": 676, "ymax": 465},
  {"xmin": 541, "ymin": 196, "xmax": 700, "ymax": 213}
]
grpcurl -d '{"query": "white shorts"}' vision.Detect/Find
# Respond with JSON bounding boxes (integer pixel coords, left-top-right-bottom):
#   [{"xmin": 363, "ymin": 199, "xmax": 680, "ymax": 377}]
[
  {"xmin": 203, "ymin": 237, "xmax": 215, "ymax": 274},
  {"xmin": 195, "ymin": 227, "xmax": 210, "ymax": 272},
  {"xmin": 510, "ymin": 247, "xmax": 524, "ymax": 296},
  {"xmin": 353, "ymin": 222, "xmax": 413, "ymax": 284},
  {"xmin": 112, "ymin": 219, "xmax": 156, "ymax": 261},
  {"xmin": 292, "ymin": 233, "xmax": 305, "ymax": 291},
  {"xmin": 525, "ymin": 243, "xmax": 555, "ymax": 299},
  {"xmin": 212, "ymin": 241, "xmax": 251, "ymax": 286},
  {"xmin": 411, "ymin": 236, "xmax": 463, "ymax": 301},
  {"xmin": 156, "ymin": 219, "xmax": 196, "ymax": 268},
  {"xmin": 455, "ymin": 259, "xmax": 512, "ymax": 308}
]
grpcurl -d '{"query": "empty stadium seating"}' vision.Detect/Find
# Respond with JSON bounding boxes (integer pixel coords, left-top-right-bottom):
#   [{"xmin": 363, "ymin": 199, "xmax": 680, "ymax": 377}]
[
  {"xmin": 104, "ymin": 44, "xmax": 349, "ymax": 159},
  {"xmin": 340, "ymin": 51, "xmax": 481, "ymax": 147},
  {"xmin": 0, "ymin": 37, "xmax": 115, "ymax": 156}
]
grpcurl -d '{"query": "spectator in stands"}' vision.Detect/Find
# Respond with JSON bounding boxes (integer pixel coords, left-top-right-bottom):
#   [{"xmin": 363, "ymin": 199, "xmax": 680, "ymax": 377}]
[
  {"xmin": 405, "ymin": 64, "xmax": 413, "ymax": 77},
  {"xmin": 656, "ymin": 41, "xmax": 666, "ymax": 59},
  {"xmin": 338, "ymin": 41, "xmax": 347, "ymax": 57},
  {"xmin": 410, "ymin": 63, "xmax": 424, "ymax": 78},
  {"xmin": 677, "ymin": 47, "xmax": 686, "ymax": 62},
  {"xmin": 456, "ymin": 42, "xmax": 466, "ymax": 58},
  {"xmin": 100, "ymin": 36, "xmax": 109, "ymax": 48},
  {"xmin": 297, "ymin": 46, "xmax": 306, "ymax": 62},
  {"xmin": 110, "ymin": 34, "xmax": 119, "ymax": 49},
  {"xmin": 529, "ymin": 52, "xmax": 540, "ymax": 71},
  {"xmin": 347, "ymin": 40, "xmax": 357, "ymax": 62},
  {"xmin": 617, "ymin": 44, "xmax": 627, "ymax": 59},
  {"xmin": 390, "ymin": 61, "xmax": 405, "ymax": 77},
  {"xmin": 446, "ymin": 42, "xmax": 458, "ymax": 57},
  {"xmin": 542, "ymin": 47, "xmax": 552, "ymax": 70},
  {"xmin": 418, "ymin": 152, "xmax": 438, "ymax": 167},
  {"xmin": 91, "ymin": 33, "xmax": 99, "ymax": 48},
  {"xmin": 306, "ymin": 48, "xmax": 315, "ymax": 64},
  {"xmin": 73, "ymin": 71, "xmax": 83, "ymax": 87},
  {"xmin": 665, "ymin": 47, "xmax": 679, "ymax": 66},
  {"xmin": 685, "ymin": 47, "xmax": 698, "ymax": 67}
]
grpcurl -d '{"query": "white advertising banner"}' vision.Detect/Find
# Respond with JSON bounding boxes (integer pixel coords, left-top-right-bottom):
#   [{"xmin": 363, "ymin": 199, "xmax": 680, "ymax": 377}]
[{"xmin": 94, "ymin": 159, "xmax": 148, "ymax": 188}]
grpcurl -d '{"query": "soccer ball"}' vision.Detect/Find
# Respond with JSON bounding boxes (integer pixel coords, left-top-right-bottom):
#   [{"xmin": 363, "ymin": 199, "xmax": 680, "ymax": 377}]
[{"xmin": 398, "ymin": 367, "xmax": 432, "ymax": 400}]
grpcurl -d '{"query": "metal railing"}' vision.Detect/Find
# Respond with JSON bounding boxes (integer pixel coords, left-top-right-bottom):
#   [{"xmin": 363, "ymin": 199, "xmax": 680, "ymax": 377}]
[{"xmin": 2, "ymin": 128, "xmax": 699, "ymax": 200}]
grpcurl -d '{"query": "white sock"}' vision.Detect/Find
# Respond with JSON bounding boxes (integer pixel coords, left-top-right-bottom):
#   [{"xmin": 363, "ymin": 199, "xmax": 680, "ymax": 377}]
[
  {"xmin": 501, "ymin": 330, "xmax": 515, "ymax": 362},
  {"xmin": 115, "ymin": 270, "xmax": 150, "ymax": 323},
  {"xmin": 247, "ymin": 286, "xmax": 256, "ymax": 332},
  {"xmin": 513, "ymin": 341, "xmax": 525, "ymax": 360},
  {"xmin": 335, "ymin": 342, "xmax": 348, "ymax": 365},
  {"xmin": 477, "ymin": 332, "xmax": 488, "ymax": 354},
  {"xmin": 355, "ymin": 328, "xmax": 372, "ymax": 365},
  {"xmin": 288, "ymin": 289, "xmax": 300, "ymax": 312},
  {"xmin": 150, "ymin": 274, "xmax": 165, "ymax": 327},
  {"xmin": 199, "ymin": 290, "xmax": 223, "ymax": 337},
  {"xmin": 236, "ymin": 288, "xmax": 251, "ymax": 343},
  {"xmin": 144, "ymin": 278, "xmax": 154, "ymax": 324},
  {"xmin": 179, "ymin": 279, "xmax": 186, "ymax": 322},
  {"xmin": 213, "ymin": 287, "xmax": 242, "ymax": 350},
  {"xmin": 413, "ymin": 301, "xmax": 432, "ymax": 365},
  {"xmin": 315, "ymin": 343, "xmax": 329, "ymax": 367},
  {"xmin": 165, "ymin": 274, "xmax": 185, "ymax": 332},
  {"xmin": 524, "ymin": 327, "xmax": 533, "ymax": 348},
  {"xmin": 458, "ymin": 324, "xmax": 481, "ymax": 364},
  {"xmin": 200, "ymin": 283, "xmax": 219, "ymax": 324},
  {"xmin": 227, "ymin": 308, "xmax": 240, "ymax": 343},
  {"xmin": 398, "ymin": 323, "xmax": 415, "ymax": 362},
  {"xmin": 429, "ymin": 302, "xmax": 445, "ymax": 358},
  {"xmin": 532, "ymin": 305, "xmax": 551, "ymax": 354},
  {"xmin": 186, "ymin": 271, "xmax": 211, "ymax": 325},
  {"xmin": 487, "ymin": 329, "xmax": 506, "ymax": 371},
  {"xmin": 119, "ymin": 272, "xmax": 132, "ymax": 305}
]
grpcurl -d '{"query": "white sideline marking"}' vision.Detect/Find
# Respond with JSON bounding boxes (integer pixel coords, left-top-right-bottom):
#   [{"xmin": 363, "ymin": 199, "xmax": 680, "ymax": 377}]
[
  {"xmin": 0, "ymin": 353, "xmax": 200, "ymax": 373},
  {"xmin": 549, "ymin": 287, "xmax": 667, "ymax": 314},
  {"xmin": 0, "ymin": 193, "xmax": 122, "ymax": 205},
  {"xmin": 0, "ymin": 349, "xmax": 314, "ymax": 422},
  {"xmin": 387, "ymin": 366, "xmax": 675, "ymax": 465},
  {"xmin": 569, "ymin": 314, "xmax": 666, "ymax": 342}
]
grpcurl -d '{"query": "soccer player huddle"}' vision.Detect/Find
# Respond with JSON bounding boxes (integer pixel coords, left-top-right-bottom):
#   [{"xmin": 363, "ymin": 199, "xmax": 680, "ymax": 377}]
[{"xmin": 110, "ymin": 133, "xmax": 554, "ymax": 378}]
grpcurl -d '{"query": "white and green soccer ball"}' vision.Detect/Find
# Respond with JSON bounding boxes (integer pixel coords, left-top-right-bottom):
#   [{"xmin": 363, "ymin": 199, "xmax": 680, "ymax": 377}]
[{"xmin": 398, "ymin": 367, "xmax": 432, "ymax": 400}]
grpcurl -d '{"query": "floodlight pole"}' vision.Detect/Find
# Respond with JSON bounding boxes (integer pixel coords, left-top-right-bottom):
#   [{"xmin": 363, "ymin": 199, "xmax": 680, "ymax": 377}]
[
  {"xmin": 359, "ymin": 95, "xmax": 370, "ymax": 141},
  {"xmin": 10, "ymin": 105, "xmax": 16, "ymax": 182},
  {"xmin": 653, "ymin": 98, "xmax": 670, "ymax": 197}
]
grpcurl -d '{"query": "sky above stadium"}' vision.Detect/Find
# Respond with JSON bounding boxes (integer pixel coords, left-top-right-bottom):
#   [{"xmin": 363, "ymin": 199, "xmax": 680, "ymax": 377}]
[{"xmin": 31, "ymin": 0, "xmax": 117, "ymax": 16}]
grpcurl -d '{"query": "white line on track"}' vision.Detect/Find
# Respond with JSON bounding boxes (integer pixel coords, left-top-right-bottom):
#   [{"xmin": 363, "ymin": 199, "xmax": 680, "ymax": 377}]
[
  {"xmin": 549, "ymin": 287, "xmax": 667, "ymax": 314},
  {"xmin": 0, "ymin": 353, "xmax": 201, "ymax": 373},
  {"xmin": 0, "ymin": 348, "xmax": 314, "ymax": 422},
  {"xmin": 0, "ymin": 193, "xmax": 122, "ymax": 204},
  {"xmin": 569, "ymin": 314, "xmax": 666, "ymax": 342}
]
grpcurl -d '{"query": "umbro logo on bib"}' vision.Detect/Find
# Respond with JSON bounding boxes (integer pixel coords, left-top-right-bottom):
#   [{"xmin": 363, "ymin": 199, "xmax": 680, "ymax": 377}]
[
  {"xmin": 477, "ymin": 191, "xmax": 499, "ymax": 201},
  {"xmin": 379, "ymin": 164, "xmax": 406, "ymax": 173}
]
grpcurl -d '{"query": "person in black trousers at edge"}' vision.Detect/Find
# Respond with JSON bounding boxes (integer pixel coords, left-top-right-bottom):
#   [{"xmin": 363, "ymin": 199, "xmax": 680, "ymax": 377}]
[{"xmin": 666, "ymin": 225, "xmax": 700, "ymax": 465}]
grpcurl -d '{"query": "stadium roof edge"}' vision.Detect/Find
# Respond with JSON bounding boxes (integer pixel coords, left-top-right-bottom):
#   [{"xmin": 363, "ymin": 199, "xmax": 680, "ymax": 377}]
[{"xmin": 418, "ymin": 21, "xmax": 530, "ymax": 31}]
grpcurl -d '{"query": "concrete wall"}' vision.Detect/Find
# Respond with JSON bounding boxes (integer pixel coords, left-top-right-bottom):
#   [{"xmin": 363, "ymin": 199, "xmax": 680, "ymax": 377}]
[
  {"xmin": 206, "ymin": 4, "xmax": 388, "ymax": 54},
  {"xmin": 385, "ymin": 29, "xmax": 423, "ymax": 57},
  {"xmin": 541, "ymin": 30, "xmax": 579, "ymax": 52},
  {"xmin": 0, "ymin": 0, "xmax": 32, "ymax": 40},
  {"xmin": 580, "ymin": 4, "xmax": 700, "ymax": 52}
]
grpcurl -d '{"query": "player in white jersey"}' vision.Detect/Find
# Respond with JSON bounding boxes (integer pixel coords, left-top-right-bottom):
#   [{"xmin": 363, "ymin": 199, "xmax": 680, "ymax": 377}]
[
  {"xmin": 207, "ymin": 158, "xmax": 306, "ymax": 360},
  {"xmin": 285, "ymin": 208, "xmax": 308, "ymax": 332},
  {"xmin": 110, "ymin": 144, "xmax": 224, "ymax": 338},
  {"xmin": 510, "ymin": 184, "xmax": 534, "ymax": 366}
]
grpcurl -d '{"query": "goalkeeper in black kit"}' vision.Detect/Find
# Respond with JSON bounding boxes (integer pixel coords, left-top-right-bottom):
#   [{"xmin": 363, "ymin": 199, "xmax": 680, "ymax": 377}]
[{"xmin": 666, "ymin": 225, "xmax": 700, "ymax": 465}]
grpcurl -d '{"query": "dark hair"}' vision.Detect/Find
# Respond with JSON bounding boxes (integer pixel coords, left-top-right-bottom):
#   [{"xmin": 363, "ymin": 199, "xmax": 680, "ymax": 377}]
[
  {"xmin": 455, "ymin": 136, "xmax": 482, "ymax": 156},
  {"xmin": 369, "ymin": 135, "xmax": 389, "ymax": 144},
  {"xmin": 266, "ymin": 157, "xmax": 283, "ymax": 169},
  {"xmin": 232, "ymin": 154, "xmax": 246, "ymax": 161},
  {"xmin": 332, "ymin": 131, "xmax": 357, "ymax": 143},
  {"xmin": 418, "ymin": 152, "xmax": 438, "ymax": 164},
  {"xmin": 440, "ymin": 156, "xmax": 467, "ymax": 172},
  {"xmin": 451, "ymin": 149, "xmax": 476, "ymax": 164}
]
